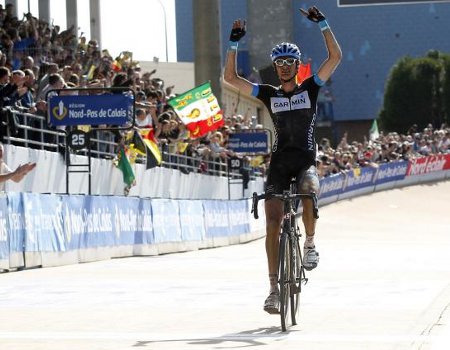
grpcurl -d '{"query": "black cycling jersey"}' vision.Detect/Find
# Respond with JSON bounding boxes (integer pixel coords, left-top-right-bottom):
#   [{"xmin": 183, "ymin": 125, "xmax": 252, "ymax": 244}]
[{"xmin": 255, "ymin": 75, "xmax": 321, "ymax": 162}]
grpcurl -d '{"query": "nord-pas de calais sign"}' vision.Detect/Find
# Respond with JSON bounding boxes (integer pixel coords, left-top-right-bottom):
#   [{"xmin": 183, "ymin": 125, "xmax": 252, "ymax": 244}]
[
  {"xmin": 48, "ymin": 94, "xmax": 133, "ymax": 127},
  {"xmin": 227, "ymin": 130, "xmax": 269, "ymax": 154}
]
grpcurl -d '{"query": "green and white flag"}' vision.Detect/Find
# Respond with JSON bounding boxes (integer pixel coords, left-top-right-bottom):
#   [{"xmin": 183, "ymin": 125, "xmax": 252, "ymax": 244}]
[
  {"xmin": 369, "ymin": 119, "xmax": 379, "ymax": 141},
  {"xmin": 167, "ymin": 82, "xmax": 224, "ymax": 138}
]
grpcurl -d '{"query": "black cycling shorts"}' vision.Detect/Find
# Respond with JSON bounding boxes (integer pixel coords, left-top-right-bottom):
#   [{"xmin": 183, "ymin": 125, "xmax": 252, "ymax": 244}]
[{"xmin": 265, "ymin": 150, "xmax": 319, "ymax": 200}]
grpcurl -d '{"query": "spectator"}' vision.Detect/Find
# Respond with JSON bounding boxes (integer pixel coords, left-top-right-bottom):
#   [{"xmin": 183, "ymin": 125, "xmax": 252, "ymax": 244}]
[{"xmin": 0, "ymin": 142, "xmax": 36, "ymax": 191}]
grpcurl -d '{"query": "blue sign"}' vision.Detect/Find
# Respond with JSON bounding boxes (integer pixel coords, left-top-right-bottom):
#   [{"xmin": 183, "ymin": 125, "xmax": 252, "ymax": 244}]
[
  {"xmin": 228, "ymin": 200, "xmax": 250, "ymax": 235},
  {"xmin": 151, "ymin": 199, "xmax": 182, "ymax": 243},
  {"xmin": 374, "ymin": 161, "xmax": 408, "ymax": 185},
  {"xmin": 178, "ymin": 200, "xmax": 205, "ymax": 241},
  {"xmin": 319, "ymin": 173, "xmax": 345, "ymax": 198},
  {"xmin": 344, "ymin": 167, "xmax": 377, "ymax": 192},
  {"xmin": 203, "ymin": 200, "xmax": 231, "ymax": 238},
  {"xmin": 48, "ymin": 94, "xmax": 133, "ymax": 126},
  {"xmin": 227, "ymin": 131, "xmax": 269, "ymax": 153}
]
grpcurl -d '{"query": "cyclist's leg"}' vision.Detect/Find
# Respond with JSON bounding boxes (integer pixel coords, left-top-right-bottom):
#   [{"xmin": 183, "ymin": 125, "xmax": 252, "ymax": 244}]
[
  {"xmin": 265, "ymin": 198, "xmax": 283, "ymax": 285},
  {"xmin": 264, "ymin": 198, "xmax": 283, "ymax": 313},
  {"xmin": 297, "ymin": 165, "xmax": 320, "ymax": 270},
  {"xmin": 263, "ymin": 157, "xmax": 290, "ymax": 313}
]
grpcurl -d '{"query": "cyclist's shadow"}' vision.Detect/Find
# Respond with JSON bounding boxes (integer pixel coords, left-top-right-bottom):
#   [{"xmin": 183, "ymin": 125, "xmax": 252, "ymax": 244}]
[{"xmin": 133, "ymin": 326, "xmax": 291, "ymax": 348}]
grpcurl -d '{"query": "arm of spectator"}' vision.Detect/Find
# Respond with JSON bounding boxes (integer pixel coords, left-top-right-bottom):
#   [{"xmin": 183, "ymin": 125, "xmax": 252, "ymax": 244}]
[{"xmin": 0, "ymin": 162, "xmax": 36, "ymax": 183}]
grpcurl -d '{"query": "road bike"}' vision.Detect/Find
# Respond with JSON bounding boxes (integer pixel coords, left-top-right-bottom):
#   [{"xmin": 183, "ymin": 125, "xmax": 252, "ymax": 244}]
[{"xmin": 251, "ymin": 181, "xmax": 319, "ymax": 331}]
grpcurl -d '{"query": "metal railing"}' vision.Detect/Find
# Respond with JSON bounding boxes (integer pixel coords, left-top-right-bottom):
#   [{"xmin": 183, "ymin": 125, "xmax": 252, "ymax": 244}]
[{"xmin": 2, "ymin": 109, "xmax": 248, "ymax": 179}]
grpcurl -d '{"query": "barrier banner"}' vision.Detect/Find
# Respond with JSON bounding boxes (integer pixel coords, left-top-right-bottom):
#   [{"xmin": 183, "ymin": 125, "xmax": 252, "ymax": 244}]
[
  {"xmin": 137, "ymin": 199, "xmax": 154, "ymax": 245},
  {"xmin": 151, "ymin": 199, "xmax": 182, "ymax": 243},
  {"xmin": 228, "ymin": 200, "xmax": 250, "ymax": 235},
  {"xmin": 319, "ymin": 173, "xmax": 345, "ymax": 198},
  {"xmin": 374, "ymin": 161, "xmax": 408, "ymax": 185},
  {"xmin": 109, "ymin": 196, "xmax": 140, "ymax": 246},
  {"xmin": 6, "ymin": 193, "xmax": 25, "ymax": 256},
  {"xmin": 343, "ymin": 166, "xmax": 377, "ymax": 192},
  {"xmin": 0, "ymin": 195, "xmax": 8, "ymax": 261},
  {"xmin": 83, "ymin": 196, "xmax": 115, "ymax": 248},
  {"xmin": 406, "ymin": 154, "xmax": 450, "ymax": 176},
  {"xmin": 22, "ymin": 193, "xmax": 66, "ymax": 252},
  {"xmin": 61, "ymin": 195, "xmax": 85, "ymax": 250},
  {"xmin": 203, "ymin": 200, "xmax": 231, "ymax": 238},
  {"xmin": 178, "ymin": 200, "xmax": 205, "ymax": 241}
]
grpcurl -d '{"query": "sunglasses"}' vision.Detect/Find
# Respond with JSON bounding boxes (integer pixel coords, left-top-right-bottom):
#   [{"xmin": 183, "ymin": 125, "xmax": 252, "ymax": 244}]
[{"xmin": 274, "ymin": 58, "xmax": 297, "ymax": 67}]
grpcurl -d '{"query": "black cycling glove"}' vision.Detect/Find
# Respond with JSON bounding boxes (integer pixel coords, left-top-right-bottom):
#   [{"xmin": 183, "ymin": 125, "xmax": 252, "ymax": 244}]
[
  {"xmin": 302, "ymin": 6, "xmax": 326, "ymax": 23},
  {"xmin": 229, "ymin": 24, "xmax": 246, "ymax": 42}
]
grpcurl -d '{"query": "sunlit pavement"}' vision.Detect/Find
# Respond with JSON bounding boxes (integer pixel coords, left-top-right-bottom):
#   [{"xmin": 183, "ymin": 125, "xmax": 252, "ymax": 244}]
[{"xmin": 0, "ymin": 181, "xmax": 449, "ymax": 350}]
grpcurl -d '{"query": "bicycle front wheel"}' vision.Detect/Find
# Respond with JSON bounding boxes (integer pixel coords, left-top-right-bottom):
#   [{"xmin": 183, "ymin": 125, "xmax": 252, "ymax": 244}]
[
  {"xmin": 290, "ymin": 236, "xmax": 302, "ymax": 325},
  {"xmin": 279, "ymin": 233, "xmax": 290, "ymax": 332}
]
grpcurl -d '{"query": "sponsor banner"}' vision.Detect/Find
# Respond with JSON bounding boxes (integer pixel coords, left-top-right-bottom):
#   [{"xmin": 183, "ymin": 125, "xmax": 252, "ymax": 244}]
[
  {"xmin": 319, "ymin": 173, "xmax": 345, "ymax": 198},
  {"xmin": 6, "ymin": 193, "xmax": 25, "ymax": 256},
  {"xmin": 178, "ymin": 200, "xmax": 205, "ymax": 241},
  {"xmin": 61, "ymin": 195, "xmax": 85, "ymax": 251},
  {"xmin": 83, "ymin": 196, "xmax": 115, "ymax": 248},
  {"xmin": 406, "ymin": 154, "xmax": 450, "ymax": 176},
  {"xmin": 227, "ymin": 131, "xmax": 269, "ymax": 153},
  {"xmin": 109, "ymin": 196, "xmax": 141, "ymax": 246},
  {"xmin": 137, "ymin": 199, "xmax": 154, "ymax": 245},
  {"xmin": 0, "ymin": 195, "xmax": 8, "ymax": 260},
  {"xmin": 22, "ymin": 193, "xmax": 66, "ymax": 252},
  {"xmin": 374, "ymin": 161, "xmax": 408, "ymax": 185},
  {"xmin": 151, "ymin": 199, "xmax": 182, "ymax": 243},
  {"xmin": 203, "ymin": 200, "xmax": 231, "ymax": 238},
  {"xmin": 48, "ymin": 94, "xmax": 133, "ymax": 126},
  {"xmin": 343, "ymin": 167, "xmax": 377, "ymax": 192},
  {"xmin": 228, "ymin": 200, "xmax": 251, "ymax": 235}
]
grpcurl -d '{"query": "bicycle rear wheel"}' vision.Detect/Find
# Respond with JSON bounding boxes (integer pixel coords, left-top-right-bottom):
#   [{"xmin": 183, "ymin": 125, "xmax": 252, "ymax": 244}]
[
  {"xmin": 290, "ymin": 236, "xmax": 302, "ymax": 325},
  {"xmin": 279, "ymin": 233, "xmax": 290, "ymax": 332}
]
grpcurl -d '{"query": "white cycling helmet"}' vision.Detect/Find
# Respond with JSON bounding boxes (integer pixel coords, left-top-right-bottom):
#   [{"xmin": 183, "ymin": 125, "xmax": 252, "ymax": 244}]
[{"xmin": 270, "ymin": 42, "xmax": 301, "ymax": 61}]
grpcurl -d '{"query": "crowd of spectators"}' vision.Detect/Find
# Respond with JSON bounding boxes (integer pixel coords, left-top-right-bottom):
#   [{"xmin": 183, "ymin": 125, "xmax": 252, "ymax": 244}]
[
  {"xmin": 316, "ymin": 123, "xmax": 450, "ymax": 178},
  {"xmin": 0, "ymin": 3, "xmax": 449, "ymax": 181}
]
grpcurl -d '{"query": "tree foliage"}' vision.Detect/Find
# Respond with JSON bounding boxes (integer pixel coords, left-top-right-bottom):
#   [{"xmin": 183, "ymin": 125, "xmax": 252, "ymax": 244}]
[{"xmin": 379, "ymin": 51, "xmax": 450, "ymax": 133}]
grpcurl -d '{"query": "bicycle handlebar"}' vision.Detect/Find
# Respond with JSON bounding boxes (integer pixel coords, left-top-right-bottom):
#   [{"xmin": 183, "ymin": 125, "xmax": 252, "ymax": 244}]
[{"xmin": 251, "ymin": 192, "xmax": 319, "ymax": 220}]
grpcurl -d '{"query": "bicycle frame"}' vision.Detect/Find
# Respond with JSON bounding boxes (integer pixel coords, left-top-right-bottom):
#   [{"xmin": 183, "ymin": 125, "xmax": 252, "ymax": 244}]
[{"xmin": 251, "ymin": 187, "xmax": 319, "ymax": 331}]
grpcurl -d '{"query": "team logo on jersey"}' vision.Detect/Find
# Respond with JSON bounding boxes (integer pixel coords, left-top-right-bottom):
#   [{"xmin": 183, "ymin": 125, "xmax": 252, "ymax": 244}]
[{"xmin": 270, "ymin": 91, "xmax": 311, "ymax": 113}]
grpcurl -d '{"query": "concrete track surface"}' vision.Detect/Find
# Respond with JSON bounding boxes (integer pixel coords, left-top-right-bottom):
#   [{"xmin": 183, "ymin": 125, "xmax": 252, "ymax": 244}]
[{"xmin": 1, "ymin": 181, "xmax": 450, "ymax": 350}]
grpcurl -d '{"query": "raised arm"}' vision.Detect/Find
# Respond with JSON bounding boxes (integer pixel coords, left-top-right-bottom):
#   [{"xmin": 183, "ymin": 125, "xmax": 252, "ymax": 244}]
[
  {"xmin": 223, "ymin": 19, "xmax": 255, "ymax": 96},
  {"xmin": 300, "ymin": 6, "xmax": 342, "ymax": 84}
]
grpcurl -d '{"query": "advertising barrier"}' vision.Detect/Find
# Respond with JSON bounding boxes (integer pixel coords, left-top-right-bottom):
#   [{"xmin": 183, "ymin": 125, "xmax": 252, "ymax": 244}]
[{"xmin": 1, "ymin": 156, "xmax": 449, "ymax": 271}]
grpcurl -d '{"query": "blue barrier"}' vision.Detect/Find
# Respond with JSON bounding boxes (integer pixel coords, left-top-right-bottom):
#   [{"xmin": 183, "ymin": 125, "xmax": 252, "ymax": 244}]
[
  {"xmin": 0, "ymin": 195, "xmax": 8, "ymax": 262},
  {"xmin": 1, "ymin": 158, "xmax": 449, "ymax": 271}
]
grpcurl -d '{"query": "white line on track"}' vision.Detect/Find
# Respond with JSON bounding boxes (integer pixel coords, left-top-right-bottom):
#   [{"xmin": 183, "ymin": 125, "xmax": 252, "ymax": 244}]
[{"xmin": 0, "ymin": 331, "xmax": 449, "ymax": 344}]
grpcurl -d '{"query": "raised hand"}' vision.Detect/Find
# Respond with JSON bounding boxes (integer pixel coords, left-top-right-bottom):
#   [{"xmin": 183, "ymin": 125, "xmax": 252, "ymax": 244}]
[
  {"xmin": 229, "ymin": 19, "xmax": 246, "ymax": 42},
  {"xmin": 300, "ymin": 6, "xmax": 326, "ymax": 23}
]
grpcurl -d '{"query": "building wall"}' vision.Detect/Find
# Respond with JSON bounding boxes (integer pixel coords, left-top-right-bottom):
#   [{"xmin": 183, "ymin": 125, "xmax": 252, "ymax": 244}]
[
  {"xmin": 292, "ymin": 0, "xmax": 450, "ymax": 122},
  {"xmin": 176, "ymin": 0, "xmax": 450, "ymax": 124}
]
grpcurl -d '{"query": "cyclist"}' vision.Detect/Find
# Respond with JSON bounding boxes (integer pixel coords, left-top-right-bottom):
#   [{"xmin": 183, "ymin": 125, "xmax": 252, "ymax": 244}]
[{"xmin": 223, "ymin": 6, "xmax": 341, "ymax": 314}]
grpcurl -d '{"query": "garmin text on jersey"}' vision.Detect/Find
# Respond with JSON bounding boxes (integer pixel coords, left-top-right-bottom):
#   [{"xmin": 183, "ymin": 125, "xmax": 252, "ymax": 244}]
[{"xmin": 270, "ymin": 91, "xmax": 311, "ymax": 113}]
